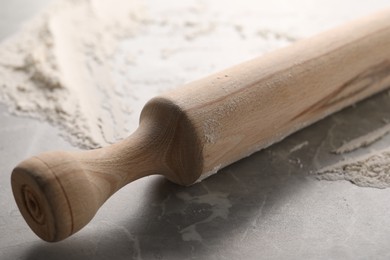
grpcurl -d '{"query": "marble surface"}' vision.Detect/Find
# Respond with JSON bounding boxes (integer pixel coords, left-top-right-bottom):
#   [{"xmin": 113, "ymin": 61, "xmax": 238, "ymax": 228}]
[{"xmin": 1, "ymin": 1, "xmax": 390, "ymax": 259}]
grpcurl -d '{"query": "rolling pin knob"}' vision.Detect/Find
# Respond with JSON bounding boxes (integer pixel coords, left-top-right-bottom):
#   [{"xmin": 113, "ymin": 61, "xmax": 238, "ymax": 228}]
[{"xmin": 11, "ymin": 152, "xmax": 101, "ymax": 242}]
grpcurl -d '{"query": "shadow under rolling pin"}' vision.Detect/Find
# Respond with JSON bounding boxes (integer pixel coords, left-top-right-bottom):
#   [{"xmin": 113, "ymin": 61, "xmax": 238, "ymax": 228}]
[{"xmin": 11, "ymin": 9, "xmax": 390, "ymax": 242}]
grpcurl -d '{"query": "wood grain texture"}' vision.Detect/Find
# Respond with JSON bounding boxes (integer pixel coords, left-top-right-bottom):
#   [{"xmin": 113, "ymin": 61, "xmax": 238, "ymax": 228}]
[{"xmin": 11, "ymin": 9, "xmax": 390, "ymax": 241}]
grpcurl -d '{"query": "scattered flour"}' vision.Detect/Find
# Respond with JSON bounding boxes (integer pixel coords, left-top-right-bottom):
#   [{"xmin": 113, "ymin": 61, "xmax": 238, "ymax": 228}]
[
  {"xmin": 177, "ymin": 191, "xmax": 232, "ymax": 242},
  {"xmin": 332, "ymin": 123, "xmax": 390, "ymax": 154},
  {"xmin": 315, "ymin": 149, "xmax": 390, "ymax": 189},
  {"xmin": 289, "ymin": 141, "xmax": 309, "ymax": 153},
  {"xmin": 0, "ymin": 0, "xmax": 145, "ymax": 148}
]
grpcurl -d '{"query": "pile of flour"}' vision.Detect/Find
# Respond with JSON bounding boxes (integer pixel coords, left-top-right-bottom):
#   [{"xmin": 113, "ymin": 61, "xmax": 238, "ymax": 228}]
[
  {"xmin": 0, "ymin": 0, "xmax": 146, "ymax": 148},
  {"xmin": 316, "ymin": 149, "xmax": 390, "ymax": 189},
  {"xmin": 0, "ymin": 0, "xmax": 388, "ymax": 148}
]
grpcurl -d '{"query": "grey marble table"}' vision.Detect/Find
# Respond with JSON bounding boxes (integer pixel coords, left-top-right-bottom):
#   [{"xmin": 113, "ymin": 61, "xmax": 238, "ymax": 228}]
[{"xmin": 1, "ymin": 1, "xmax": 390, "ymax": 259}]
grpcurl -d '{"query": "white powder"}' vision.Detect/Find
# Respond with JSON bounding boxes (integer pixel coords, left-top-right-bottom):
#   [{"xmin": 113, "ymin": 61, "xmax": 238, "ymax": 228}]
[
  {"xmin": 0, "ymin": 0, "xmax": 388, "ymax": 148},
  {"xmin": 177, "ymin": 191, "xmax": 231, "ymax": 242},
  {"xmin": 289, "ymin": 141, "xmax": 309, "ymax": 153},
  {"xmin": 317, "ymin": 125, "xmax": 390, "ymax": 188},
  {"xmin": 315, "ymin": 149, "xmax": 390, "ymax": 189},
  {"xmin": 332, "ymin": 123, "xmax": 390, "ymax": 154},
  {"xmin": 0, "ymin": 0, "xmax": 145, "ymax": 148}
]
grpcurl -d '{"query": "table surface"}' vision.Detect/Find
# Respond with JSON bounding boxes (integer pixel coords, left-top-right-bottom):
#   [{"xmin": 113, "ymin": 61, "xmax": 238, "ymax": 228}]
[{"xmin": 1, "ymin": 1, "xmax": 390, "ymax": 259}]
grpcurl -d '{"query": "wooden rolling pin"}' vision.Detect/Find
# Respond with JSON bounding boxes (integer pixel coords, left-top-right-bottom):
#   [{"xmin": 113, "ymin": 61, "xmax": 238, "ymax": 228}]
[{"xmin": 11, "ymin": 9, "xmax": 390, "ymax": 242}]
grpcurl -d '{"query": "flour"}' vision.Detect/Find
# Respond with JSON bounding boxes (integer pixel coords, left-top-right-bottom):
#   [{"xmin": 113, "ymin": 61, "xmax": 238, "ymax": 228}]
[
  {"xmin": 315, "ymin": 149, "xmax": 390, "ymax": 189},
  {"xmin": 289, "ymin": 141, "xmax": 309, "ymax": 153},
  {"xmin": 318, "ymin": 124, "xmax": 390, "ymax": 188},
  {"xmin": 177, "ymin": 191, "xmax": 231, "ymax": 242},
  {"xmin": 0, "ymin": 0, "xmax": 145, "ymax": 148},
  {"xmin": 332, "ymin": 123, "xmax": 390, "ymax": 154}
]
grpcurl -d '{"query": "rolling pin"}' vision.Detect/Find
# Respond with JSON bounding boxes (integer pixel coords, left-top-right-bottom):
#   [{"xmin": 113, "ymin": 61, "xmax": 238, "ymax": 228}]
[{"xmin": 11, "ymin": 9, "xmax": 390, "ymax": 242}]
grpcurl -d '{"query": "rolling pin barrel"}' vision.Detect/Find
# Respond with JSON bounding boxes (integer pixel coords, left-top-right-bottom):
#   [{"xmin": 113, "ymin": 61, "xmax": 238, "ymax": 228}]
[{"xmin": 11, "ymin": 9, "xmax": 390, "ymax": 242}]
